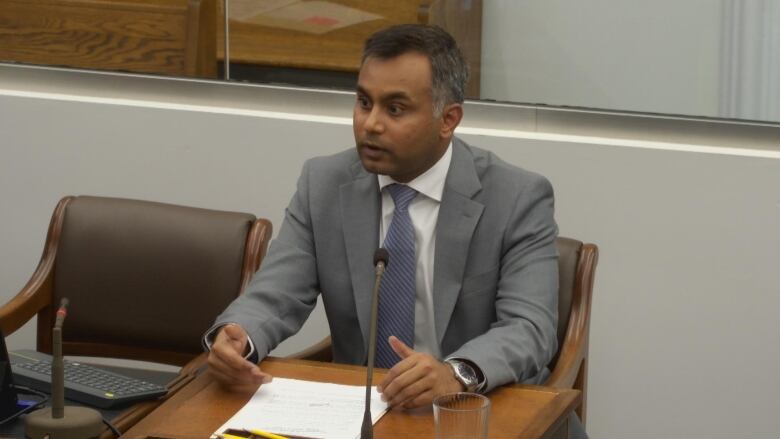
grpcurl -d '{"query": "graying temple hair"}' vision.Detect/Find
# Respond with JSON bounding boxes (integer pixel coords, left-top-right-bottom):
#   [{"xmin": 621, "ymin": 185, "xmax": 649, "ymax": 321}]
[{"xmin": 361, "ymin": 24, "xmax": 469, "ymax": 116}]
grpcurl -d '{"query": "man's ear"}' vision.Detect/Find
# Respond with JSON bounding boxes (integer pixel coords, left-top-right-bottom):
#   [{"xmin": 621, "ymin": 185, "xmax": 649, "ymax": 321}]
[{"xmin": 439, "ymin": 103, "xmax": 464, "ymax": 138}]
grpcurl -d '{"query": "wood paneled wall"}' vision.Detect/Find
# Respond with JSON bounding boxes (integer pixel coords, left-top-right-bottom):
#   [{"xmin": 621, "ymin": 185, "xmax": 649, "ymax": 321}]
[{"xmin": 0, "ymin": 0, "xmax": 217, "ymax": 78}]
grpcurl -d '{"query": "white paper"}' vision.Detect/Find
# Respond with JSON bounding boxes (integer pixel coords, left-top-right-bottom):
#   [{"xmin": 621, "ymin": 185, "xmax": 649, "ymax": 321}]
[{"xmin": 211, "ymin": 378, "xmax": 389, "ymax": 439}]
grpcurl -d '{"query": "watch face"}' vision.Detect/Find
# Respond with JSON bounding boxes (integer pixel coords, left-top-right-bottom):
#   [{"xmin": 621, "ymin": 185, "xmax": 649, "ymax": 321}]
[
  {"xmin": 456, "ymin": 362, "xmax": 477, "ymax": 381},
  {"xmin": 451, "ymin": 361, "xmax": 478, "ymax": 390}
]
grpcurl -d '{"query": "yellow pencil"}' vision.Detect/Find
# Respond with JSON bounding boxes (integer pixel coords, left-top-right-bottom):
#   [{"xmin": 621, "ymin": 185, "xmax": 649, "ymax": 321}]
[
  {"xmin": 246, "ymin": 428, "xmax": 290, "ymax": 439},
  {"xmin": 220, "ymin": 434, "xmax": 247, "ymax": 439}
]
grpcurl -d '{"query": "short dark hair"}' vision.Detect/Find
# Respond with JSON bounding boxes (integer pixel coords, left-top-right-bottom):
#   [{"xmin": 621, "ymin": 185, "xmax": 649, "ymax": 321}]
[{"xmin": 361, "ymin": 24, "xmax": 469, "ymax": 116}]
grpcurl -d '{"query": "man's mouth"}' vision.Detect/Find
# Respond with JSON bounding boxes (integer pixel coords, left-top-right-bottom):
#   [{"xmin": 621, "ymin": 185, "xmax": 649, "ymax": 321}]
[{"xmin": 360, "ymin": 142, "xmax": 386, "ymax": 158}]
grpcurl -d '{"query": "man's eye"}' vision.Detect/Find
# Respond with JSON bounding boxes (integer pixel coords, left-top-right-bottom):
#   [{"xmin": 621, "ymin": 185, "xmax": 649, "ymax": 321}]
[
  {"xmin": 357, "ymin": 97, "xmax": 371, "ymax": 109},
  {"xmin": 388, "ymin": 105, "xmax": 403, "ymax": 115}
]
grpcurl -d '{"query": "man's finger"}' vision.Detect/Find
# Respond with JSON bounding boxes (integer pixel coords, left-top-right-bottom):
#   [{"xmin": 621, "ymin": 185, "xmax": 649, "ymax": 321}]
[
  {"xmin": 208, "ymin": 358, "xmax": 252, "ymax": 387},
  {"xmin": 252, "ymin": 368, "xmax": 274, "ymax": 383},
  {"xmin": 222, "ymin": 324, "xmax": 248, "ymax": 350},
  {"xmin": 222, "ymin": 324, "xmax": 246, "ymax": 341},
  {"xmin": 384, "ymin": 364, "xmax": 429, "ymax": 406},
  {"xmin": 208, "ymin": 365, "xmax": 263, "ymax": 393},
  {"xmin": 377, "ymin": 353, "xmax": 417, "ymax": 392},
  {"xmin": 213, "ymin": 345, "xmax": 254, "ymax": 372},
  {"xmin": 209, "ymin": 351, "xmax": 273, "ymax": 383},
  {"xmin": 403, "ymin": 389, "xmax": 436, "ymax": 409},
  {"xmin": 212, "ymin": 332, "xmax": 255, "ymax": 372},
  {"xmin": 208, "ymin": 349, "xmax": 273, "ymax": 387},
  {"xmin": 208, "ymin": 351, "xmax": 255, "ymax": 382},
  {"xmin": 388, "ymin": 336, "xmax": 414, "ymax": 359},
  {"xmin": 379, "ymin": 353, "xmax": 432, "ymax": 402}
]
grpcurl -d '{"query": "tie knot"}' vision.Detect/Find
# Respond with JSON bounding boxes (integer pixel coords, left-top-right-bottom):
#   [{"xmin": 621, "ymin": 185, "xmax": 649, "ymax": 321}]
[{"xmin": 387, "ymin": 184, "xmax": 418, "ymax": 211}]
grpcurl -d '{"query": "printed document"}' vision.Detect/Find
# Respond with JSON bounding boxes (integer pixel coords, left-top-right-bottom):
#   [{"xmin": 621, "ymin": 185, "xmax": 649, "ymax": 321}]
[{"xmin": 211, "ymin": 377, "xmax": 389, "ymax": 439}]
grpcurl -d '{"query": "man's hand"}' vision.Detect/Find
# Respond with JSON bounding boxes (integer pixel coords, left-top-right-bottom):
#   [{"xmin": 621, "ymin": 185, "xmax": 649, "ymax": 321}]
[
  {"xmin": 207, "ymin": 324, "xmax": 272, "ymax": 392},
  {"xmin": 377, "ymin": 336, "xmax": 463, "ymax": 409}
]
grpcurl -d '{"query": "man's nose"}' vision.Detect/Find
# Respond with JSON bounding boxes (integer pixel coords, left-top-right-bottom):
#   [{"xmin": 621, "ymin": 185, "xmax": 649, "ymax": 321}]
[{"xmin": 363, "ymin": 108, "xmax": 385, "ymax": 134}]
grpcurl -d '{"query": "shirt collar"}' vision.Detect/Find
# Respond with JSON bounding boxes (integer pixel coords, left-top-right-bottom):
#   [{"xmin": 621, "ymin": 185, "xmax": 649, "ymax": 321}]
[{"xmin": 377, "ymin": 141, "xmax": 452, "ymax": 202}]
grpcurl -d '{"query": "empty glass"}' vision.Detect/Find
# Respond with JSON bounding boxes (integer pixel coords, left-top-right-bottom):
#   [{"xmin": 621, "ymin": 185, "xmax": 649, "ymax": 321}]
[{"xmin": 433, "ymin": 392, "xmax": 491, "ymax": 439}]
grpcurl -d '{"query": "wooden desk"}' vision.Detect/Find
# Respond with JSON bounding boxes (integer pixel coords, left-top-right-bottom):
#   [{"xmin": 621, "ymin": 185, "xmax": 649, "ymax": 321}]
[{"xmin": 122, "ymin": 357, "xmax": 580, "ymax": 439}]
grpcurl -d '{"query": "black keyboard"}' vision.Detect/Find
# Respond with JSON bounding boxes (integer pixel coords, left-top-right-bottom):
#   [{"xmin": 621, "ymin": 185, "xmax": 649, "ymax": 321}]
[{"xmin": 10, "ymin": 350, "xmax": 167, "ymax": 409}]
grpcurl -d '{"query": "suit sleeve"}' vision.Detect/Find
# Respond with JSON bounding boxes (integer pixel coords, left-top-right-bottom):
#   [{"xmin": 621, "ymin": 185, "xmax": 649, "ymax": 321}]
[
  {"xmin": 449, "ymin": 175, "xmax": 559, "ymax": 391},
  {"xmin": 209, "ymin": 160, "xmax": 320, "ymax": 360}
]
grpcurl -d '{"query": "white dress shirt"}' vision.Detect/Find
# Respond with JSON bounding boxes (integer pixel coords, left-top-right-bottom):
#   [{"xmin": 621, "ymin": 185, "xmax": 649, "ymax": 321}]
[{"xmin": 377, "ymin": 143, "xmax": 452, "ymax": 359}]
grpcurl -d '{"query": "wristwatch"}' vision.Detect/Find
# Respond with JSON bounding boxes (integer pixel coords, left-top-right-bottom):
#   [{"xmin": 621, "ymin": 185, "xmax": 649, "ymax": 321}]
[{"xmin": 446, "ymin": 359, "xmax": 480, "ymax": 393}]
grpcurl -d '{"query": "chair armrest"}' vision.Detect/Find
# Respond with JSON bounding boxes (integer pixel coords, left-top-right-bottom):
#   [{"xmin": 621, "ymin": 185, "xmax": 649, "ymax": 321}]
[
  {"xmin": 0, "ymin": 196, "xmax": 71, "ymax": 336},
  {"xmin": 545, "ymin": 339, "xmax": 585, "ymax": 388},
  {"xmin": 0, "ymin": 249, "xmax": 56, "ymax": 336},
  {"xmin": 546, "ymin": 243, "xmax": 598, "ymax": 389}
]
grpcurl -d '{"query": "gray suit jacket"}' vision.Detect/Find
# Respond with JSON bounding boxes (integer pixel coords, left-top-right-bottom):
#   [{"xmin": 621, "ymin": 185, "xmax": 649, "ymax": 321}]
[{"xmin": 215, "ymin": 137, "xmax": 559, "ymax": 391}]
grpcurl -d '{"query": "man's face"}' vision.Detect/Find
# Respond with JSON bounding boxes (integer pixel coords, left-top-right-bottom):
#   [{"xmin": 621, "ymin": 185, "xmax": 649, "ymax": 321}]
[{"xmin": 353, "ymin": 52, "xmax": 450, "ymax": 183}]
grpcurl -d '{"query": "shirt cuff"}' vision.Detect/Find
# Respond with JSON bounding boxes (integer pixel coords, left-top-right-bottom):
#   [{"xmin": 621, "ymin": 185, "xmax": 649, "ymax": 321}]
[{"xmin": 203, "ymin": 323, "xmax": 257, "ymax": 361}]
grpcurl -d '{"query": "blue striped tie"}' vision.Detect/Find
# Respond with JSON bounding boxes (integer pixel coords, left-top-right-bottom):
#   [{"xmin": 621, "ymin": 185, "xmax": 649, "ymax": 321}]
[{"xmin": 376, "ymin": 184, "xmax": 418, "ymax": 369}]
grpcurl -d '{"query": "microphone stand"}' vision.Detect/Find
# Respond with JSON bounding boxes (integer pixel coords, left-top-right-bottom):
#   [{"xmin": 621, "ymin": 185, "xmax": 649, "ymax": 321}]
[
  {"xmin": 361, "ymin": 250, "xmax": 388, "ymax": 439},
  {"xmin": 26, "ymin": 299, "xmax": 103, "ymax": 439}
]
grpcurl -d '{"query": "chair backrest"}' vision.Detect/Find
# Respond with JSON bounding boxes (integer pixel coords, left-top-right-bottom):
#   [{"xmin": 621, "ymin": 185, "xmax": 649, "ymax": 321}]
[
  {"xmin": 546, "ymin": 237, "xmax": 598, "ymax": 424},
  {"xmin": 35, "ymin": 196, "xmax": 271, "ymax": 366},
  {"xmin": 550, "ymin": 237, "xmax": 581, "ymax": 368}
]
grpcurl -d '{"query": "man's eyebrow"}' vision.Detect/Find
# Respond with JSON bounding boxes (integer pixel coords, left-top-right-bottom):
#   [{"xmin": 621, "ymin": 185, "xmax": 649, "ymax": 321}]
[
  {"xmin": 355, "ymin": 86, "xmax": 412, "ymax": 103},
  {"xmin": 382, "ymin": 91, "xmax": 412, "ymax": 102}
]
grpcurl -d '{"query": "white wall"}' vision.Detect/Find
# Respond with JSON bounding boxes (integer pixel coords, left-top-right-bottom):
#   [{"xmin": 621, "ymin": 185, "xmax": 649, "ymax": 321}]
[
  {"xmin": 473, "ymin": 134, "xmax": 780, "ymax": 438},
  {"xmin": 0, "ymin": 92, "xmax": 345, "ymax": 359},
  {"xmin": 481, "ymin": 0, "xmax": 722, "ymax": 118},
  {"xmin": 1, "ymin": 70, "xmax": 779, "ymax": 439}
]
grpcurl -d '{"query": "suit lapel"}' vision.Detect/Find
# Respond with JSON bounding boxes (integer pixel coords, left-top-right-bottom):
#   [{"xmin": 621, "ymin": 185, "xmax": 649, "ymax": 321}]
[
  {"xmin": 434, "ymin": 139, "xmax": 484, "ymax": 343},
  {"xmin": 340, "ymin": 160, "xmax": 380, "ymax": 357}
]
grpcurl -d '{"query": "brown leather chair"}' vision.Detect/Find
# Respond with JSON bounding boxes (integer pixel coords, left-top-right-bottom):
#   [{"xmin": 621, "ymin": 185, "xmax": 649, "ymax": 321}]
[
  {"xmin": 0, "ymin": 195, "xmax": 272, "ymax": 436},
  {"xmin": 289, "ymin": 237, "xmax": 598, "ymax": 423},
  {"xmin": 545, "ymin": 238, "xmax": 598, "ymax": 424}
]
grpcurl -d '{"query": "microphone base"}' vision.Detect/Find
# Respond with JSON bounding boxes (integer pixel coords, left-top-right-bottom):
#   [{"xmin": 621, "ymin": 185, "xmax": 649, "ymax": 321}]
[{"xmin": 25, "ymin": 406, "xmax": 104, "ymax": 439}]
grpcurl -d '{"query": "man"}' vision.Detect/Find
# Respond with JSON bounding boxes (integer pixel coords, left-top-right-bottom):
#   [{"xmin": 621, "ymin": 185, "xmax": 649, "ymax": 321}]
[{"xmin": 206, "ymin": 24, "xmax": 559, "ymax": 410}]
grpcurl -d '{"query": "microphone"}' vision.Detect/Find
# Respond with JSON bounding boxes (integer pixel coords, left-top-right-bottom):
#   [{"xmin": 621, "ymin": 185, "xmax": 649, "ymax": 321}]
[
  {"xmin": 25, "ymin": 298, "xmax": 103, "ymax": 439},
  {"xmin": 54, "ymin": 298, "xmax": 68, "ymax": 328},
  {"xmin": 52, "ymin": 298, "xmax": 69, "ymax": 418},
  {"xmin": 361, "ymin": 248, "xmax": 389, "ymax": 439}
]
